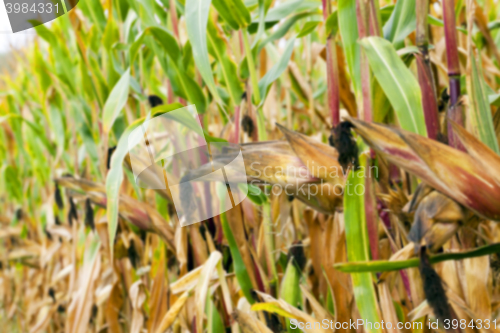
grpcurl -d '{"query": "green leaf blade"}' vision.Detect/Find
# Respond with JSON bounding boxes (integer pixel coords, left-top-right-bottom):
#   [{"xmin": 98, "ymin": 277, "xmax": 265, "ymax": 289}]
[
  {"xmin": 467, "ymin": 51, "xmax": 500, "ymax": 154},
  {"xmin": 258, "ymin": 38, "xmax": 295, "ymax": 103},
  {"xmin": 360, "ymin": 37, "xmax": 427, "ymax": 137},
  {"xmin": 185, "ymin": 0, "xmax": 220, "ymax": 103},
  {"xmin": 297, "ymin": 20, "xmax": 321, "ymax": 38},
  {"xmin": 338, "ymin": 0, "xmax": 361, "ymax": 98},
  {"xmin": 102, "ymin": 68, "xmax": 131, "ymax": 133},
  {"xmin": 344, "ymin": 153, "xmax": 383, "ymax": 333},
  {"xmin": 383, "ymin": 0, "xmax": 416, "ymax": 48}
]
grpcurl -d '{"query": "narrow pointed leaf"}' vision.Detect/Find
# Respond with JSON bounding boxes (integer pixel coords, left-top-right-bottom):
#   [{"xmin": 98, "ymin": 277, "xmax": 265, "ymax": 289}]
[
  {"xmin": 466, "ymin": 51, "xmax": 500, "ymax": 154},
  {"xmin": 105, "ymin": 104, "xmax": 187, "ymax": 257},
  {"xmin": 338, "ymin": 0, "xmax": 361, "ymax": 97},
  {"xmin": 335, "ymin": 243, "xmax": 500, "ymax": 273},
  {"xmin": 217, "ymin": 184, "xmax": 255, "ymax": 304},
  {"xmin": 148, "ymin": 27, "xmax": 207, "ymax": 112},
  {"xmin": 207, "ymin": 21, "xmax": 243, "ymax": 105},
  {"xmin": 185, "ymin": 0, "xmax": 220, "ymax": 102},
  {"xmin": 344, "ymin": 152, "xmax": 383, "ymax": 333},
  {"xmin": 258, "ymin": 38, "xmax": 295, "ymax": 103},
  {"xmin": 280, "ymin": 258, "xmax": 302, "ymax": 332},
  {"xmin": 212, "ymin": 0, "xmax": 251, "ymax": 30},
  {"xmin": 360, "ymin": 37, "xmax": 427, "ymax": 137},
  {"xmin": 383, "ymin": 0, "xmax": 416, "ymax": 48},
  {"xmin": 102, "ymin": 68, "xmax": 130, "ymax": 133},
  {"xmin": 297, "ymin": 21, "xmax": 321, "ymax": 38}
]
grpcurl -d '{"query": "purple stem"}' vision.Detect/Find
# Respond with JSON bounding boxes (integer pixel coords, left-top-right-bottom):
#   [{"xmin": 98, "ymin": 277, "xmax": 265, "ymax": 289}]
[
  {"xmin": 443, "ymin": 0, "xmax": 465, "ymax": 149},
  {"xmin": 357, "ymin": 0, "xmax": 373, "ymax": 122},
  {"xmin": 416, "ymin": 55, "xmax": 440, "ymax": 140},
  {"xmin": 322, "ymin": 0, "xmax": 340, "ymax": 126}
]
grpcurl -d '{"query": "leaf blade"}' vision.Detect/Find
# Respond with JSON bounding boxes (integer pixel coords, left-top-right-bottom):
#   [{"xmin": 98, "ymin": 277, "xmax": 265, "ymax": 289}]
[
  {"xmin": 102, "ymin": 68, "xmax": 130, "ymax": 133},
  {"xmin": 466, "ymin": 50, "xmax": 500, "ymax": 154},
  {"xmin": 344, "ymin": 152, "xmax": 383, "ymax": 333},
  {"xmin": 185, "ymin": 0, "xmax": 220, "ymax": 103},
  {"xmin": 258, "ymin": 38, "xmax": 295, "ymax": 103},
  {"xmin": 338, "ymin": 0, "xmax": 361, "ymax": 98},
  {"xmin": 360, "ymin": 37, "xmax": 427, "ymax": 137}
]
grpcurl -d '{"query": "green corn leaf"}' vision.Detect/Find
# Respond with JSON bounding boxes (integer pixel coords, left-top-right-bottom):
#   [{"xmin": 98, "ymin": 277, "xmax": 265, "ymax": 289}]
[
  {"xmin": 34, "ymin": 21, "xmax": 59, "ymax": 47},
  {"xmin": 245, "ymin": 184, "xmax": 268, "ymax": 205},
  {"xmin": 129, "ymin": 32, "xmax": 147, "ymax": 64},
  {"xmin": 147, "ymin": 27, "xmax": 181, "ymax": 62},
  {"xmin": 206, "ymin": 298, "xmax": 224, "ymax": 333},
  {"xmin": 136, "ymin": 0, "xmax": 158, "ymax": 26},
  {"xmin": 48, "ymin": 105, "xmax": 66, "ymax": 156},
  {"xmin": 258, "ymin": 12, "xmax": 315, "ymax": 52},
  {"xmin": 102, "ymin": 68, "xmax": 130, "ymax": 133},
  {"xmin": 106, "ymin": 124, "xmax": 141, "ymax": 259},
  {"xmin": 32, "ymin": 47, "xmax": 52, "ymax": 96},
  {"xmin": 344, "ymin": 152, "xmax": 382, "ymax": 333},
  {"xmin": 335, "ymin": 242, "xmax": 500, "ymax": 273},
  {"xmin": 217, "ymin": 185, "xmax": 255, "ymax": 304},
  {"xmin": 2, "ymin": 113, "xmax": 56, "ymax": 157},
  {"xmin": 78, "ymin": 0, "xmax": 106, "ymax": 32},
  {"xmin": 185, "ymin": 0, "xmax": 220, "ymax": 103},
  {"xmin": 263, "ymin": 0, "xmax": 320, "ymax": 23},
  {"xmin": 466, "ymin": 50, "xmax": 500, "ymax": 154},
  {"xmin": 280, "ymin": 257, "xmax": 302, "ymax": 332},
  {"xmin": 106, "ymin": 103, "xmax": 184, "ymax": 258},
  {"xmin": 102, "ymin": 18, "xmax": 120, "ymax": 51},
  {"xmin": 4, "ymin": 165, "xmax": 22, "ymax": 202},
  {"xmin": 148, "ymin": 27, "xmax": 207, "ymax": 112},
  {"xmin": 212, "ymin": 0, "xmax": 251, "ymax": 30},
  {"xmin": 427, "ymin": 15, "xmax": 468, "ymax": 34},
  {"xmin": 207, "ymin": 21, "xmax": 244, "ymax": 105},
  {"xmin": 360, "ymin": 37, "xmax": 427, "ymax": 137},
  {"xmin": 383, "ymin": 0, "xmax": 416, "ymax": 48},
  {"xmin": 298, "ymin": 21, "xmax": 321, "ymax": 38},
  {"xmin": 325, "ymin": 11, "xmax": 338, "ymax": 37},
  {"xmin": 258, "ymin": 37, "xmax": 295, "ymax": 103},
  {"xmin": 71, "ymin": 101, "xmax": 100, "ymax": 175},
  {"xmin": 338, "ymin": 0, "xmax": 361, "ymax": 99},
  {"xmin": 380, "ymin": 4, "xmax": 395, "ymax": 25},
  {"xmin": 252, "ymin": 0, "xmax": 267, "ymax": 47},
  {"xmin": 89, "ymin": 55, "xmax": 109, "ymax": 105}
]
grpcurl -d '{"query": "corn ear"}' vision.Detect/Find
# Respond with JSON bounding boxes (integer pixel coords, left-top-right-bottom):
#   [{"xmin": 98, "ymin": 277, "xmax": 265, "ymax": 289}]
[
  {"xmin": 349, "ymin": 118, "xmax": 500, "ymax": 221},
  {"xmin": 409, "ymin": 191, "xmax": 464, "ymax": 252},
  {"xmin": 276, "ymin": 123, "xmax": 342, "ymax": 182}
]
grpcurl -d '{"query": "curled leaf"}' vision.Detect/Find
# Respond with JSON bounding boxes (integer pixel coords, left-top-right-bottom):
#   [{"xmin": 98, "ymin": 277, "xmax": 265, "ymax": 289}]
[{"xmin": 349, "ymin": 118, "xmax": 500, "ymax": 221}]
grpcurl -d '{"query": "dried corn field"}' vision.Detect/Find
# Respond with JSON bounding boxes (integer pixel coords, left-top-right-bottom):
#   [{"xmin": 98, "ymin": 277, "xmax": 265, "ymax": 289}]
[{"xmin": 3, "ymin": 0, "xmax": 500, "ymax": 332}]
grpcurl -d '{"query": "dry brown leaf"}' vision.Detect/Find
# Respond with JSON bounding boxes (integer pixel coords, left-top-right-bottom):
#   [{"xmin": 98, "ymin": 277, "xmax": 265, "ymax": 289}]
[
  {"xmin": 232, "ymin": 309, "xmax": 273, "ymax": 333},
  {"xmin": 171, "ymin": 264, "xmax": 219, "ymax": 295},
  {"xmin": 155, "ymin": 290, "xmax": 192, "ymax": 333},
  {"xmin": 253, "ymin": 291, "xmax": 330, "ymax": 333},
  {"xmin": 195, "ymin": 251, "xmax": 222, "ymax": 333},
  {"xmin": 129, "ymin": 280, "xmax": 146, "ymax": 333},
  {"xmin": 66, "ymin": 236, "xmax": 101, "ymax": 333}
]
